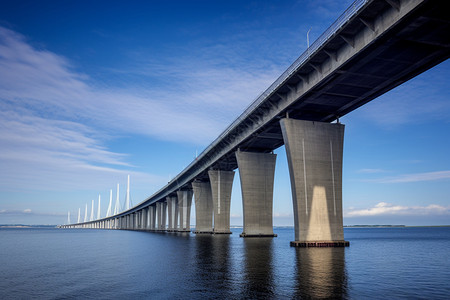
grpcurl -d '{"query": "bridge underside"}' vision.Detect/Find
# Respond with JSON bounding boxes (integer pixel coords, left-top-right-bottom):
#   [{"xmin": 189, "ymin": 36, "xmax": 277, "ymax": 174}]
[{"xmin": 210, "ymin": 0, "xmax": 449, "ymax": 173}]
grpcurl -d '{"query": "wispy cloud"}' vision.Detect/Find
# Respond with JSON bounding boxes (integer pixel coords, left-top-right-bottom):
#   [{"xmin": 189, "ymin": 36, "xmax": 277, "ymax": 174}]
[
  {"xmin": 354, "ymin": 60, "xmax": 450, "ymax": 127},
  {"xmin": 0, "ymin": 26, "xmax": 281, "ymax": 144},
  {"xmin": 0, "ymin": 209, "xmax": 64, "ymax": 216},
  {"xmin": 345, "ymin": 202, "xmax": 450, "ymax": 217},
  {"xmin": 305, "ymin": 0, "xmax": 355, "ymax": 20},
  {"xmin": 0, "ymin": 25, "xmax": 283, "ymax": 191},
  {"xmin": 0, "ymin": 100, "xmax": 162, "ymax": 191},
  {"xmin": 357, "ymin": 168, "xmax": 387, "ymax": 174},
  {"xmin": 273, "ymin": 212, "xmax": 293, "ymax": 218},
  {"xmin": 370, "ymin": 171, "xmax": 450, "ymax": 183}
]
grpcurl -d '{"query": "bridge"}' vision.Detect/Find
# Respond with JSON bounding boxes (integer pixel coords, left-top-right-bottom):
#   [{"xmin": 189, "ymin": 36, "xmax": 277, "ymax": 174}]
[{"xmin": 61, "ymin": 0, "xmax": 449, "ymax": 247}]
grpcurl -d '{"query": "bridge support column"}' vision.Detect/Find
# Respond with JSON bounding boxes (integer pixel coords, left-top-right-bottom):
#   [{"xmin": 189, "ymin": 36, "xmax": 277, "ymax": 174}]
[
  {"xmin": 177, "ymin": 190, "xmax": 193, "ymax": 232},
  {"xmin": 167, "ymin": 196, "xmax": 179, "ymax": 231},
  {"xmin": 156, "ymin": 201, "xmax": 167, "ymax": 231},
  {"xmin": 129, "ymin": 214, "xmax": 133, "ymax": 229},
  {"xmin": 172, "ymin": 196, "xmax": 179, "ymax": 231},
  {"xmin": 280, "ymin": 118, "xmax": 348, "ymax": 247},
  {"xmin": 156, "ymin": 202, "xmax": 161, "ymax": 230},
  {"xmin": 236, "ymin": 150, "xmax": 277, "ymax": 237},
  {"xmin": 192, "ymin": 181, "xmax": 213, "ymax": 233},
  {"xmin": 135, "ymin": 212, "xmax": 139, "ymax": 229},
  {"xmin": 141, "ymin": 208, "xmax": 147, "ymax": 230},
  {"xmin": 138, "ymin": 212, "xmax": 141, "ymax": 229},
  {"xmin": 148, "ymin": 205, "xmax": 156, "ymax": 230},
  {"xmin": 161, "ymin": 201, "xmax": 167, "ymax": 230},
  {"xmin": 208, "ymin": 170, "xmax": 235, "ymax": 234}
]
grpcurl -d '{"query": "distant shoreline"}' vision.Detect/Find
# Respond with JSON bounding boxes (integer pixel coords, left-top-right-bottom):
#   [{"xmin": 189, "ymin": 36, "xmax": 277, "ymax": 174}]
[
  {"xmin": 0, "ymin": 225, "xmax": 57, "ymax": 228},
  {"xmin": 1, "ymin": 224, "xmax": 449, "ymax": 229},
  {"xmin": 345, "ymin": 225, "xmax": 450, "ymax": 228}
]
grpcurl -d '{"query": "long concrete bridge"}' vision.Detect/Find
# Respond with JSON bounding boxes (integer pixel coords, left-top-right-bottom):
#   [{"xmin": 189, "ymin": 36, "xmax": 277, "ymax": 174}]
[{"xmin": 61, "ymin": 0, "xmax": 449, "ymax": 247}]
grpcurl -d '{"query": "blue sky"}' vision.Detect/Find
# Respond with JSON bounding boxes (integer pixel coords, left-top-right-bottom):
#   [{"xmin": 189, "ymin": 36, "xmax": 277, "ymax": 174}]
[{"xmin": 0, "ymin": 0, "xmax": 449, "ymax": 226}]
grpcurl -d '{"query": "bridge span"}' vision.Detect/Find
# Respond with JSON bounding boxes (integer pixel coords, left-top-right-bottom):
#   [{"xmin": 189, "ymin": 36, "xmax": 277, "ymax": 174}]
[{"xmin": 61, "ymin": 0, "xmax": 449, "ymax": 247}]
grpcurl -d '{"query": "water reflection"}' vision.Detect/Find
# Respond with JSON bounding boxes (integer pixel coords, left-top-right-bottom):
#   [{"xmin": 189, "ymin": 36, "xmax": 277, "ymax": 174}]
[
  {"xmin": 193, "ymin": 232, "xmax": 347, "ymax": 298},
  {"xmin": 242, "ymin": 238, "xmax": 275, "ymax": 298},
  {"xmin": 194, "ymin": 234, "xmax": 233, "ymax": 297},
  {"xmin": 294, "ymin": 248, "xmax": 347, "ymax": 299}
]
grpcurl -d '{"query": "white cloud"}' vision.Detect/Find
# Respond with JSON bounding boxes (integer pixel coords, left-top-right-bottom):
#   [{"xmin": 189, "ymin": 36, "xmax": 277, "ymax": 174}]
[
  {"xmin": 0, "ymin": 209, "xmax": 63, "ymax": 216},
  {"xmin": 374, "ymin": 171, "xmax": 450, "ymax": 183},
  {"xmin": 357, "ymin": 168, "xmax": 386, "ymax": 174},
  {"xmin": 0, "ymin": 25, "xmax": 282, "ymax": 192},
  {"xmin": 0, "ymin": 101, "xmax": 163, "ymax": 191},
  {"xmin": 273, "ymin": 212, "xmax": 293, "ymax": 218},
  {"xmin": 345, "ymin": 202, "xmax": 450, "ymax": 217},
  {"xmin": 354, "ymin": 60, "xmax": 450, "ymax": 127},
  {"xmin": 0, "ymin": 26, "xmax": 281, "ymax": 145}
]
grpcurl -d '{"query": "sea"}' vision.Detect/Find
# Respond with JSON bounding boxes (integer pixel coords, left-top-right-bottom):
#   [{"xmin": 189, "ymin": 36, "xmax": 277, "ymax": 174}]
[{"xmin": 1, "ymin": 226, "xmax": 449, "ymax": 299}]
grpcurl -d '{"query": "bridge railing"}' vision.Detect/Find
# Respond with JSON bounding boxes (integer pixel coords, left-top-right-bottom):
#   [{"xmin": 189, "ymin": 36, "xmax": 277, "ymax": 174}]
[
  {"xmin": 174, "ymin": 0, "xmax": 370, "ymax": 177},
  {"xmin": 114, "ymin": 0, "xmax": 371, "ymax": 213}
]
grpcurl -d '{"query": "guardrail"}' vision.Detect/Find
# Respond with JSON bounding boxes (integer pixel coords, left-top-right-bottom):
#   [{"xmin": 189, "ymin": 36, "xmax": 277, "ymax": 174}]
[
  {"xmin": 172, "ymin": 0, "xmax": 370, "ymax": 183},
  {"xmin": 84, "ymin": 0, "xmax": 372, "ymax": 219}
]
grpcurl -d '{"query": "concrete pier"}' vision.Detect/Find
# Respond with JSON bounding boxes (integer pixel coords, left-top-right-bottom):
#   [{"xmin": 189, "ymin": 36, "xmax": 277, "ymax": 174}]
[
  {"xmin": 177, "ymin": 190, "xmax": 193, "ymax": 232},
  {"xmin": 280, "ymin": 118, "xmax": 348, "ymax": 247},
  {"xmin": 148, "ymin": 205, "xmax": 156, "ymax": 230},
  {"xmin": 208, "ymin": 170, "xmax": 235, "ymax": 234},
  {"xmin": 134, "ymin": 212, "xmax": 138, "ymax": 229},
  {"xmin": 192, "ymin": 181, "xmax": 214, "ymax": 233},
  {"xmin": 236, "ymin": 150, "xmax": 277, "ymax": 237},
  {"xmin": 155, "ymin": 202, "xmax": 165, "ymax": 231},
  {"xmin": 167, "ymin": 196, "xmax": 179, "ymax": 231},
  {"xmin": 160, "ymin": 201, "xmax": 167, "ymax": 230},
  {"xmin": 141, "ymin": 208, "xmax": 147, "ymax": 229},
  {"xmin": 139, "ymin": 211, "xmax": 142, "ymax": 228}
]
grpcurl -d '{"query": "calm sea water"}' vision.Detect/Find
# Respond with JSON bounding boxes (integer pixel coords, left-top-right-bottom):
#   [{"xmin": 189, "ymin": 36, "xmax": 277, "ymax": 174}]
[{"xmin": 1, "ymin": 226, "xmax": 449, "ymax": 299}]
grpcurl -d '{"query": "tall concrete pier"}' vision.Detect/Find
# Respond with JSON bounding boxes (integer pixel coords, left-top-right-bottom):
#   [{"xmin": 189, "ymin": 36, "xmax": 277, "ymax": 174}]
[
  {"xmin": 156, "ymin": 202, "xmax": 167, "ymax": 231},
  {"xmin": 208, "ymin": 170, "xmax": 235, "ymax": 234},
  {"xmin": 280, "ymin": 118, "xmax": 348, "ymax": 247},
  {"xmin": 177, "ymin": 190, "xmax": 193, "ymax": 232},
  {"xmin": 148, "ymin": 205, "xmax": 156, "ymax": 230},
  {"xmin": 141, "ymin": 208, "xmax": 147, "ymax": 229},
  {"xmin": 192, "ymin": 181, "xmax": 214, "ymax": 233},
  {"xmin": 236, "ymin": 151, "xmax": 277, "ymax": 237},
  {"xmin": 161, "ymin": 201, "xmax": 167, "ymax": 230},
  {"xmin": 167, "ymin": 196, "xmax": 178, "ymax": 231}
]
